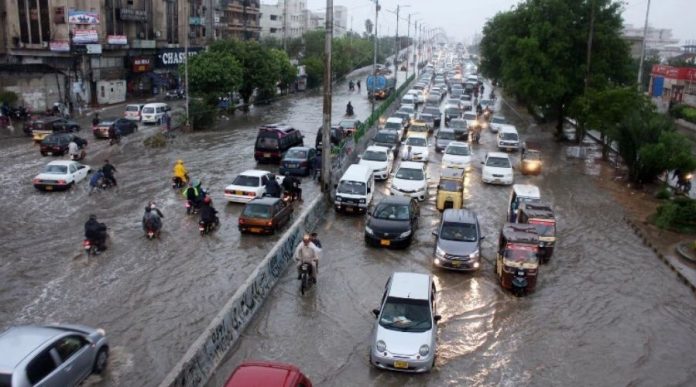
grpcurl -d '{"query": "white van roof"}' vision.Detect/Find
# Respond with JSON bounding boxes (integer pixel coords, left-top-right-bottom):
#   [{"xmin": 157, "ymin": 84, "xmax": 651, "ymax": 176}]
[
  {"xmin": 512, "ymin": 184, "xmax": 541, "ymax": 199},
  {"xmin": 341, "ymin": 164, "xmax": 372, "ymax": 181}
]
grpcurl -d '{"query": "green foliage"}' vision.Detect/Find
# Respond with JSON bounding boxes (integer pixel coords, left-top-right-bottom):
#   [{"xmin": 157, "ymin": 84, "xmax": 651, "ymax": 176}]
[
  {"xmin": 183, "ymin": 51, "xmax": 242, "ymax": 98},
  {"xmin": 187, "ymin": 99, "xmax": 215, "ymax": 130},
  {"xmin": 655, "ymin": 185, "xmax": 672, "ymax": 200},
  {"xmin": 670, "ymin": 104, "xmax": 696, "ymax": 124},
  {"xmin": 301, "ymin": 56, "xmax": 324, "ymax": 89},
  {"xmin": 0, "ymin": 90, "xmax": 19, "ymax": 105},
  {"xmin": 653, "ymin": 197, "xmax": 696, "ymax": 232}
]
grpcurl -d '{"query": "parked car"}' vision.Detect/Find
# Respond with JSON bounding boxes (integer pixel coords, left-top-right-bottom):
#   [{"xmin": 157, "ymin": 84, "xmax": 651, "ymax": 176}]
[
  {"xmin": 32, "ymin": 160, "xmax": 91, "ymax": 191},
  {"xmin": 238, "ymin": 197, "xmax": 293, "ymax": 234},
  {"xmin": 224, "ymin": 170, "xmax": 283, "ymax": 203},
  {"xmin": 390, "ymin": 161, "xmax": 428, "ymax": 201},
  {"xmin": 92, "ymin": 118, "xmax": 137, "ymax": 139},
  {"xmin": 433, "ymin": 209, "xmax": 483, "ymax": 271},
  {"xmin": 224, "ymin": 361, "xmax": 313, "ymax": 387},
  {"xmin": 0, "ymin": 324, "xmax": 108, "ymax": 386},
  {"xmin": 279, "ymin": 146, "xmax": 316, "ymax": 176},
  {"xmin": 124, "ymin": 104, "xmax": 145, "ymax": 121},
  {"xmin": 481, "ymin": 152, "xmax": 514, "ymax": 185},
  {"xmin": 442, "ymin": 141, "xmax": 472, "ymax": 170},
  {"xmin": 39, "ymin": 133, "xmax": 81, "ymax": 156},
  {"xmin": 359, "ymin": 145, "xmax": 393, "ymax": 181},
  {"xmin": 365, "ymin": 196, "xmax": 420, "ymax": 248},
  {"xmin": 369, "ymin": 272, "xmax": 440, "ymax": 373}
]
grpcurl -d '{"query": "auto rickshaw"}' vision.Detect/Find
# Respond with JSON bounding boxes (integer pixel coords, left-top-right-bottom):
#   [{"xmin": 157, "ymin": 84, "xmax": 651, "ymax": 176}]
[
  {"xmin": 409, "ymin": 120, "xmax": 429, "ymax": 135},
  {"xmin": 436, "ymin": 167, "xmax": 465, "ymax": 211},
  {"xmin": 516, "ymin": 202, "xmax": 556, "ymax": 263},
  {"xmin": 507, "ymin": 184, "xmax": 541, "ymax": 222},
  {"xmin": 521, "ymin": 149, "xmax": 542, "ymax": 175},
  {"xmin": 495, "ymin": 223, "xmax": 540, "ymax": 296}
]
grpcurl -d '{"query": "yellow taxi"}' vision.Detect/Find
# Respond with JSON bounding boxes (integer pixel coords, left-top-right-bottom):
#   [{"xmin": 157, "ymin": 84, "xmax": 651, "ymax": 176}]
[{"xmin": 436, "ymin": 167, "xmax": 465, "ymax": 211}]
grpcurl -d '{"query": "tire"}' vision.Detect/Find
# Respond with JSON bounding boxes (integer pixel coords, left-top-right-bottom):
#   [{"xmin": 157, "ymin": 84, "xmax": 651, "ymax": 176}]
[
  {"xmin": 93, "ymin": 347, "xmax": 109, "ymax": 374},
  {"xmin": 300, "ymin": 274, "xmax": 308, "ymax": 295}
]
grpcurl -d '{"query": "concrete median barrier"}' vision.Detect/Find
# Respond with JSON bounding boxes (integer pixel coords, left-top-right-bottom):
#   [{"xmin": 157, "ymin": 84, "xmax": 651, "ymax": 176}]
[{"xmin": 158, "ymin": 195, "xmax": 327, "ymax": 387}]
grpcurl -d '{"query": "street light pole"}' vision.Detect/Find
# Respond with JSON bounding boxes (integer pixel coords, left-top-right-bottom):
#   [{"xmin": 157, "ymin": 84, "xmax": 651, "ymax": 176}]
[
  {"xmin": 371, "ymin": 0, "xmax": 379, "ymax": 116},
  {"xmin": 636, "ymin": 0, "xmax": 652, "ymax": 91},
  {"xmin": 184, "ymin": 0, "xmax": 190, "ymax": 129},
  {"xmin": 321, "ymin": 0, "xmax": 333, "ymax": 195}
]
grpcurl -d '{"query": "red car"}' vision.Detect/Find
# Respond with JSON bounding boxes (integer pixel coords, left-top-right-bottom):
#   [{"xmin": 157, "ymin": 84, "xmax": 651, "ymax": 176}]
[{"xmin": 224, "ymin": 361, "xmax": 312, "ymax": 387}]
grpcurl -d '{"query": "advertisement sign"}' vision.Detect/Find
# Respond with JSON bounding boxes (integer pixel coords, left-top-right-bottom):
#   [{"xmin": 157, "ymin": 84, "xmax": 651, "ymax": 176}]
[
  {"xmin": 86, "ymin": 44, "xmax": 102, "ymax": 54},
  {"xmin": 49, "ymin": 41, "xmax": 70, "ymax": 52},
  {"xmin": 68, "ymin": 10, "xmax": 100, "ymax": 24},
  {"xmin": 72, "ymin": 29, "xmax": 99, "ymax": 44},
  {"xmin": 156, "ymin": 47, "xmax": 203, "ymax": 67},
  {"xmin": 118, "ymin": 8, "xmax": 148, "ymax": 22},
  {"xmin": 107, "ymin": 35, "xmax": 127, "ymax": 45},
  {"xmin": 651, "ymin": 64, "xmax": 696, "ymax": 81},
  {"xmin": 132, "ymin": 57, "xmax": 152, "ymax": 73},
  {"xmin": 189, "ymin": 17, "xmax": 205, "ymax": 26}
]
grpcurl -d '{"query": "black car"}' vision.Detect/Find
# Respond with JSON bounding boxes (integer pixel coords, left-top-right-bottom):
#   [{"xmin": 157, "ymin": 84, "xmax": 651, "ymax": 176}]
[
  {"xmin": 371, "ymin": 129, "xmax": 400, "ymax": 156},
  {"xmin": 39, "ymin": 133, "xmax": 80, "ymax": 156},
  {"xmin": 422, "ymin": 106, "xmax": 442, "ymax": 128},
  {"xmin": 23, "ymin": 116, "xmax": 79, "ymax": 136},
  {"xmin": 364, "ymin": 196, "xmax": 420, "ymax": 248},
  {"xmin": 315, "ymin": 125, "xmax": 346, "ymax": 153},
  {"xmin": 93, "ymin": 117, "xmax": 137, "ymax": 139}
]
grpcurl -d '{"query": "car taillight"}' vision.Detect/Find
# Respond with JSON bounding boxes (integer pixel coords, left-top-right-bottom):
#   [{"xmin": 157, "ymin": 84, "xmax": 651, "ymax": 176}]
[
  {"xmin": 32, "ymin": 178, "xmax": 39, "ymax": 184},
  {"xmin": 266, "ymin": 220, "xmax": 273, "ymax": 226},
  {"xmin": 239, "ymin": 218, "xmax": 245, "ymax": 224},
  {"xmin": 57, "ymin": 179, "xmax": 66, "ymax": 185},
  {"xmin": 247, "ymin": 192, "xmax": 256, "ymax": 197},
  {"xmin": 225, "ymin": 189, "xmax": 232, "ymax": 194}
]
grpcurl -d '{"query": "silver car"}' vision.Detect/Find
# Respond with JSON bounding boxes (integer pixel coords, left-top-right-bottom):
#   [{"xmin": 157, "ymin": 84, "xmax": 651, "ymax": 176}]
[
  {"xmin": 433, "ymin": 209, "xmax": 484, "ymax": 271},
  {"xmin": 370, "ymin": 272, "xmax": 440, "ymax": 373},
  {"xmin": 0, "ymin": 325, "xmax": 109, "ymax": 386}
]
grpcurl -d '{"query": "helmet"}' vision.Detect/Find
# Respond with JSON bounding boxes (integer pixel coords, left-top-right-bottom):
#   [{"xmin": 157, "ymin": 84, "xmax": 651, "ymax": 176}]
[
  {"xmin": 193, "ymin": 179, "xmax": 201, "ymax": 187},
  {"xmin": 176, "ymin": 159, "xmax": 183, "ymax": 164},
  {"xmin": 89, "ymin": 214, "xmax": 97, "ymax": 220},
  {"xmin": 203, "ymin": 196, "xmax": 212, "ymax": 204}
]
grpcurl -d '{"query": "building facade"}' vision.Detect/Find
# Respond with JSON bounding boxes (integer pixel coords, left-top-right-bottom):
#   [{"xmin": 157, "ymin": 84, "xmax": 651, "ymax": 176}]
[
  {"xmin": 649, "ymin": 64, "xmax": 696, "ymax": 109},
  {"xmin": 259, "ymin": 0, "xmax": 306, "ymax": 40},
  {"xmin": 0, "ymin": 0, "xmax": 259, "ymax": 110}
]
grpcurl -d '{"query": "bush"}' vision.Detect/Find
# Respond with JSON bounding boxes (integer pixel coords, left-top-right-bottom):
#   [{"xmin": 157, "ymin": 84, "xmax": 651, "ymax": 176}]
[
  {"xmin": 0, "ymin": 90, "xmax": 18, "ymax": 106},
  {"xmin": 670, "ymin": 103, "xmax": 696, "ymax": 124},
  {"xmin": 655, "ymin": 185, "xmax": 672, "ymax": 200},
  {"xmin": 653, "ymin": 197, "xmax": 696, "ymax": 232},
  {"xmin": 188, "ymin": 99, "xmax": 215, "ymax": 130}
]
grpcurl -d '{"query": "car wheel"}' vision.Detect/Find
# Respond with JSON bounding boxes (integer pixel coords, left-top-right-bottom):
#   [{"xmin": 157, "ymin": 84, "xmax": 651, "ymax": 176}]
[{"xmin": 93, "ymin": 347, "xmax": 109, "ymax": 374}]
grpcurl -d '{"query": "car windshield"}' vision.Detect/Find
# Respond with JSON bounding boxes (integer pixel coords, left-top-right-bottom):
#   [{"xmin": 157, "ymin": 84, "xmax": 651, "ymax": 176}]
[
  {"xmin": 438, "ymin": 180, "xmax": 463, "ymax": 191},
  {"xmin": 423, "ymin": 108, "xmax": 440, "ymax": 116},
  {"xmin": 285, "ymin": 149, "xmax": 307, "ymax": 159},
  {"xmin": 385, "ymin": 122, "xmax": 402, "ymax": 130},
  {"xmin": 395, "ymin": 167, "xmax": 424, "ymax": 180},
  {"xmin": 363, "ymin": 150, "xmax": 388, "ymax": 161},
  {"xmin": 405, "ymin": 137, "xmax": 427, "ymax": 147},
  {"xmin": 446, "ymin": 145, "xmax": 470, "ymax": 156},
  {"xmin": 486, "ymin": 157, "xmax": 511, "ymax": 168},
  {"xmin": 438, "ymin": 131, "xmax": 456, "ymax": 140},
  {"xmin": 337, "ymin": 180, "xmax": 366, "ymax": 195},
  {"xmin": 242, "ymin": 203, "xmax": 272, "ymax": 218},
  {"xmin": 142, "ymin": 107, "xmax": 154, "ymax": 113},
  {"xmin": 400, "ymin": 107, "xmax": 414, "ymax": 114},
  {"xmin": 440, "ymin": 221, "xmax": 477, "ymax": 242},
  {"xmin": 491, "ymin": 116, "xmax": 506, "ymax": 124},
  {"xmin": 445, "ymin": 108, "xmax": 461, "ymax": 116},
  {"xmin": 411, "ymin": 124, "xmax": 428, "ymax": 132},
  {"xmin": 373, "ymin": 203, "xmax": 410, "ymax": 220},
  {"xmin": 374, "ymin": 132, "xmax": 397, "ymax": 143},
  {"xmin": 501, "ymin": 132, "xmax": 519, "ymax": 141},
  {"xmin": 42, "ymin": 136, "xmax": 67, "ymax": 145},
  {"xmin": 446, "ymin": 99, "xmax": 459, "ymax": 105},
  {"xmin": 524, "ymin": 151, "xmax": 541, "ymax": 161},
  {"xmin": 463, "ymin": 113, "xmax": 477, "ymax": 120},
  {"xmin": 504, "ymin": 246, "xmax": 539, "ymax": 263},
  {"xmin": 232, "ymin": 175, "xmax": 260, "ymax": 187},
  {"xmin": 339, "ymin": 120, "xmax": 357, "ymax": 128},
  {"xmin": 99, "ymin": 120, "xmax": 116, "ymax": 125},
  {"xmin": 126, "ymin": 106, "xmax": 140, "ymax": 112},
  {"xmin": 450, "ymin": 120, "xmax": 466, "ymax": 129},
  {"xmin": 530, "ymin": 220, "xmax": 556, "ymax": 237},
  {"xmin": 379, "ymin": 297, "xmax": 432, "ymax": 332},
  {"xmin": 42, "ymin": 164, "xmax": 68, "ymax": 174}
]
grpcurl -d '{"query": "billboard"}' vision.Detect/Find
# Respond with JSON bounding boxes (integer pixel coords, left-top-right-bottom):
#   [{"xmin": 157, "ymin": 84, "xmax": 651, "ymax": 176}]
[
  {"xmin": 68, "ymin": 10, "xmax": 100, "ymax": 24},
  {"xmin": 73, "ymin": 29, "xmax": 99, "ymax": 44}
]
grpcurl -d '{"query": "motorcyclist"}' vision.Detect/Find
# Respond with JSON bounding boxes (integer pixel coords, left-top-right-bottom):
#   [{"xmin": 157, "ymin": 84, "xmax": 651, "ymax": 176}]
[
  {"xmin": 294, "ymin": 234, "xmax": 320, "ymax": 283},
  {"xmin": 199, "ymin": 196, "xmax": 219, "ymax": 228},
  {"xmin": 89, "ymin": 169, "xmax": 104, "ymax": 194},
  {"xmin": 264, "ymin": 174, "xmax": 282, "ymax": 198},
  {"xmin": 349, "ymin": 80, "xmax": 355, "ymax": 91},
  {"xmin": 346, "ymin": 101, "xmax": 354, "ymax": 117},
  {"xmin": 84, "ymin": 214, "xmax": 107, "ymax": 252},
  {"xmin": 183, "ymin": 180, "xmax": 202, "ymax": 210},
  {"xmin": 282, "ymin": 172, "xmax": 301, "ymax": 200},
  {"xmin": 68, "ymin": 140, "xmax": 80, "ymax": 160},
  {"xmin": 172, "ymin": 159, "xmax": 189, "ymax": 188},
  {"xmin": 102, "ymin": 160, "xmax": 117, "ymax": 186},
  {"xmin": 476, "ymin": 103, "xmax": 483, "ymax": 116},
  {"xmin": 310, "ymin": 232, "xmax": 322, "ymax": 249},
  {"xmin": 142, "ymin": 206, "xmax": 163, "ymax": 235}
]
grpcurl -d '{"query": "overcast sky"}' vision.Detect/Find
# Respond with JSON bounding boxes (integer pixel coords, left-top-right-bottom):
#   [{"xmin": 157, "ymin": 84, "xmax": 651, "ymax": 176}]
[{"xmin": 305, "ymin": 0, "xmax": 696, "ymax": 44}]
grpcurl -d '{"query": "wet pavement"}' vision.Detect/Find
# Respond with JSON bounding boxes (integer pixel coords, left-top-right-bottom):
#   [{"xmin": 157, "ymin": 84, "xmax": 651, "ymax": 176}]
[
  {"xmin": 0, "ymin": 69, "xmax": 402, "ymax": 386},
  {"xmin": 207, "ymin": 82, "xmax": 696, "ymax": 386}
]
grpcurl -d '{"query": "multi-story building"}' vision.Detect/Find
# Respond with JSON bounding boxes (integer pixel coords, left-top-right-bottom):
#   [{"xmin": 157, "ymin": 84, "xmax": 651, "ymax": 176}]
[
  {"xmin": 0, "ymin": 0, "xmax": 259, "ymax": 111},
  {"xmin": 623, "ymin": 25, "xmax": 681, "ymax": 60},
  {"xmin": 259, "ymin": 0, "xmax": 306, "ymax": 40}
]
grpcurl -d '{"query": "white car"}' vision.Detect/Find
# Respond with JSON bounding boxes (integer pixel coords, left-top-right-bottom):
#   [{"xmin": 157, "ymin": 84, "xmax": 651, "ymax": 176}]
[
  {"xmin": 32, "ymin": 160, "xmax": 91, "ymax": 191},
  {"xmin": 481, "ymin": 152, "xmax": 514, "ymax": 185},
  {"xmin": 383, "ymin": 117, "xmax": 405, "ymax": 140},
  {"xmin": 463, "ymin": 112, "xmax": 478, "ymax": 129},
  {"xmin": 407, "ymin": 89, "xmax": 425, "ymax": 104},
  {"xmin": 390, "ymin": 161, "xmax": 428, "ymax": 201},
  {"xmin": 401, "ymin": 135, "xmax": 430, "ymax": 163},
  {"xmin": 442, "ymin": 141, "xmax": 472, "ymax": 170},
  {"xmin": 359, "ymin": 145, "xmax": 394, "ymax": 180},
  {"xmin": 224, "ymin": 170, "xmax": 283, "ymax": 203},
  {"xmin": 489, "ymin": 115, "xmax": 507, "ymax": 133},
  {"xmin": 497, "ymin": 124, "xmax": 520, "ymax": 151},
  {"xmin": 398, "ymin": 105, "xmax": 416, "ymax": 123}
]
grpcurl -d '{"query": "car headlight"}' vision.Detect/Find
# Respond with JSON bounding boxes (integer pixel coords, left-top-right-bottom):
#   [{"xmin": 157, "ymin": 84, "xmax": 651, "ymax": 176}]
[
  {"xmin": 398, "ymin": 230, "xmax": 412, "ymax": 238},
  {"xmin": 360, "ymin": 199, "xmax": 366, "ymax": 204},
  {"xmin": 436, "ymin": 246, "xmax": 446, "ymax": 258},
  {"xmin": 469, "ymin": 249, "xmax": 480, "ymax": 259},
  {"xmin": 376, "ymin": 340, "xmax": 387, "ymax": 352},
  {"xmin": 336, "ymin": 196, "xmax": 343, "ymax": 202},
  {"xmin": 365, "ymin": 226, "xmax": 374, "ymax": 235},
  {"xmin": 419, "ymin": 344, "xmax": 430, "ymax": 356}
]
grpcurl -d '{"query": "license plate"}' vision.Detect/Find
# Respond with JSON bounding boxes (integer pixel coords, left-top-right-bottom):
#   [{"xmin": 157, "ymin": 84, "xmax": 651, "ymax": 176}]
[
  {"xmin": 494, "ymin": 179, "xmax": 501, "ymax": 183},
  {"xmin": 346, "ymin": 207, "xmax": 354, "ymax": 212},
  {"xmin": 288, "ymin": 163, "xmax": 297, "ymax": 168},
  {"xmin": 380, "ymin": 239, "xmax": 390, "ymax": 246},
  {"xmin": 45, "ymin": 185, "xmax": 53, "ymax": 190},
  {"xmin": 250, "ymin": 227, "xmax": 263, "ymax": 233},
  {"xmin": 46, "ymin": 152, "xmax": 52, "ymax": 156},
  {"xmin": 393, "ymin": 360, "xmax": 408, "ymax": 369},
  {"xmin": 452, "ymin": 261, "xmax": 461, "ymax": 267},
  {"xmin": 235, "ymin": 191, "xmax": 244, "ymax": 195},
  {"xmin": 263, "ymin": 153, "xmax": 271, "ymax": 157}
]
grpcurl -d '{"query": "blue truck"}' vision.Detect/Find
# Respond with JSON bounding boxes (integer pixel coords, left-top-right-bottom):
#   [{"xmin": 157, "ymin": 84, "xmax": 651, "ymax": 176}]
[{"xmin": 366, "ymin": 75, "xmax": 396, "ymax": 100}]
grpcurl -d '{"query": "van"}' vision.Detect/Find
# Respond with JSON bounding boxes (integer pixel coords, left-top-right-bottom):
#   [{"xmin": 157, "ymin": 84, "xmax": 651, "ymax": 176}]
[
  {"xmin": 497, "ymin": 125, "xmax": 520, "ymax": 151},
  {"xmin": 254, "ymin": 123, "xmax": 304, "ymax": 163},
  {"xmin": 141, "ymin": 102, "xmax": 170, "ymax": 124},
  {"xmin": 124, "ymin": 104, "xmax": 145, "ymax": 121},
  {"xmin": 334, "ymin": 164, "xmax": 374, "ymax": 214}
]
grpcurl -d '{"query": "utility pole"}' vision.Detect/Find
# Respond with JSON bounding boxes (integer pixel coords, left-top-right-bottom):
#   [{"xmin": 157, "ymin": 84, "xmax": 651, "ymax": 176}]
[
  {"xmin": 637, "ymin": 0, "xmax": 652, "ymax": 91},
  {"xmin": 394, "ymin": 5, "xmax": 400, "ymax": 73},
  {"xmin": 585, "ymin": 0, "xmax": 596, "ymax": 94},
  {"xmin": 184, "ymin": 0, "xmax": 190, "ymax": 129},
  {"xmin": 283, "ymin": 0, "xmax": 288, "ymax": 51},
  {"xmin": 371, "ymin": 0, "xmax": 379, "ymax": 116},
  {"xmin": 406, "ymin": 13, "xmax": 411, "ymax": 78},
  {"xmin": 321, "ymin": 0, "xmax": 333, "ymax": 196}
]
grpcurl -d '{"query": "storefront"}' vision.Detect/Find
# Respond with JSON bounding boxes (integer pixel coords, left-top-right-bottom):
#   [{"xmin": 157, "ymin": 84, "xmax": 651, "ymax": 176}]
[
  {"xmin": 126, "ymin": 55, "xmax": 155, "ymax": 97},
  {"xmin": 152, "ymin": 47, "xmax": 203, "ymax": 95}
]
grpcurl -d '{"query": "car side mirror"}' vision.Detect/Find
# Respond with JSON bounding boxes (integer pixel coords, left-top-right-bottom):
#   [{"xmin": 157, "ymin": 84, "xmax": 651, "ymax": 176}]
[
  {"xmin": 480, "ymin": 235, "xmax": 485, "ymax": 240},
  {"xmin": 367, "ymin": 187, "xmax": 371, "ymax": 194},
  {"xmin": 372, "ymin": 309, "xmax": 380, "ymax": 318},
  {"xmin": 481, "ymin": 161, "xmax": 485, "ymax": 165},
  {"xmin": 432, "ymin": 231, "xmax": 438, "ymax": 237},
  {"xmin": 434, "ymin": 315, "xmax": 442, "ymax": 322},
  {"xmin": 333, "ymin": 184, "xmax": 338, "ymax": 189}
]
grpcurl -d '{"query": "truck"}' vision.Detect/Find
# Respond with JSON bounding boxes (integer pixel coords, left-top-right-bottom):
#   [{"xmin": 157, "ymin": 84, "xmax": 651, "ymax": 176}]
[{"xmin": 366, "ymin": 75, "xmax": 396, "ymax": 100}]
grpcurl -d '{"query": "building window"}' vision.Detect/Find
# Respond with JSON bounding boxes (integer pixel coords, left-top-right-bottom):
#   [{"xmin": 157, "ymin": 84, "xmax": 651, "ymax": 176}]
[
  {"xmin": 270, "ymin": 14, "xmax": 277, "ymax": 21},
  {"xmin": 17, "ymin": 0, "xmax": 50, "ymax": 44},
  {"xmin": 270, "ymin": 28, "xmax": 277, "ymax": 33},
  {"xmin": 105, "ymin": 0, "xmax": 124, "ymax": 36},
  {"xmin": 166, "ymin": 0, "xmax": 179, "ymax": 43}
]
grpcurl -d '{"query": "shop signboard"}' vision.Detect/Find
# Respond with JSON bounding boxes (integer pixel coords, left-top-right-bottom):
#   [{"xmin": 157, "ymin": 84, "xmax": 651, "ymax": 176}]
[
  {"xmin": 68, "ymin": 9, "xmax": 100, "ymax": 24},
  {"xmin": 119, "ymin": 8, "xmax": 148, "ymax": 22},
  {"xmin": 86, "ymin": 44, "xmax": 102, "ymax": 54},
  {"xmin": 156, "ymin": 47, "xmax": 203, "ymax": 67},
  {"xmin": 49, "ymin": 41, "xmax": 70, "ymax": 52},
  {"xmin": 72, "ymin": 29, "xmax": 99, "ymax": 44},
  {"xmin": 132, "ymin": 57, "xmax": 152, "ymax": 73},
  {"xmin": 107, "ymin": 35, "xmax": 127, "ymax": 45}
]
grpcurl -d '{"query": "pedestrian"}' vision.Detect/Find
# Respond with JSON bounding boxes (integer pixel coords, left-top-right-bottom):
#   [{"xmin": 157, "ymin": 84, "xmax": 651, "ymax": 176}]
[
  {"xmin": 357, "ymin": 80, "xmax": 361, "ymax": 92},
  {"xmin": 311, "ymin": 152, "xmax": 321, "ymax": 181}
]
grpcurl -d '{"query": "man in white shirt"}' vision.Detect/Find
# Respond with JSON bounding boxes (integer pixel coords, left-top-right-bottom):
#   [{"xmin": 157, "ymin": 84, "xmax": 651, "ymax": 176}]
[{"xmin": 294, "ymin": 234, "xmax": 320, "ymax": 282}]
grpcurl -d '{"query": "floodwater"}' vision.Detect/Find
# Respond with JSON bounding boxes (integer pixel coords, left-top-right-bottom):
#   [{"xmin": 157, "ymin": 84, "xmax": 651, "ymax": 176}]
[
  {"xmin": 207, "ymin": 82, "xmax": 696, "ymax": 386},
  {"xmin": 0, "ymin": 69, "xmax": 395, "ymax": 386}
]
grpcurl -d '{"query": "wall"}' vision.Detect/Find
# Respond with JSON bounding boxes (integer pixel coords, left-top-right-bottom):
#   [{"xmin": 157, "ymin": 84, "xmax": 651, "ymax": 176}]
[
  {"xmin": 1, "ymin": 71, "xmax": 66, "ymax": 111},
  {"xmin": 96, "ymin": 79, "xmax": 126, "ymax": 104},
  {"xmin": 159, "ymin": 195, "xmax": 327, "ymax": 387}
]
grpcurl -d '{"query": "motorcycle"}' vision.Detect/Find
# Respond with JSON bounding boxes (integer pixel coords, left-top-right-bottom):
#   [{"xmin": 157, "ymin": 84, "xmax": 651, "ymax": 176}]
[
  {"xmin": 676, "ymin": 173, "xmax": 693, "ymax": 195},
  {"xmin": 83, "ymin": 239, "xmax": 100, "ymax": 256},
  {"xmin": 299, "ymin": 262, "xmax": 315, "ymax": 295},
  {"xmin": 145, "ymin": 227, "xmax": 160, "ymax": 240},
  {"xmin": 172, "ymin": 176, "xmax": 188, "ymax": 189},
  {"xmin": 198, "ymin": 217, "xmax": 219, "ymax": 236},
  {"xmin": 99, "ymin": 177, "xmax": 115, "ymax": 190},
  {"xmin": 471, "ymin": 130, "xmax": 481, "ymax": 144},
  {"xmin": 282, "ymin": 190, "xmax": 296, "ymax": 204},
  {"xmin": 165, "ymin": 88, "xmax": 185, "ymax": 100},
  {"xmin": 185, "ymin": 200, "xmax": 200, "ymax": 215},
  {"xmin": 346, "ymin": 106, "xmax": 354, "ymax": 117}
]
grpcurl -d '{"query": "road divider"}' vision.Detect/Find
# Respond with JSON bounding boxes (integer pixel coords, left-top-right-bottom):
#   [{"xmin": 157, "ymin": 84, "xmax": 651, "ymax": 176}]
[{"xmin": 159, "ymin": 195, "xmax": 327, "ymax": 387}]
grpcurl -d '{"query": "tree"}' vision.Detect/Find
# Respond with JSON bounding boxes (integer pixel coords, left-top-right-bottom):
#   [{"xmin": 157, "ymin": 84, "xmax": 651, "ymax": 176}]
[
  {"xmin": 269, "ymin": 48, "xmax": 297, "ymax": 94},
  {"xmin": 184, "ymin": 51, "xmax": 242, "ymax": 98}
]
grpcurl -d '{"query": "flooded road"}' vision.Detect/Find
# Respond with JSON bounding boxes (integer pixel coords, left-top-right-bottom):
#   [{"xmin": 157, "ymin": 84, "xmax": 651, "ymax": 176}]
[
  {"xmin": 0, "ymin": 69, "xmax": 400, "ymax": 386},
  {"xmin": 207, "ymin": 84, "xmax": 696, "ymax": 386}
]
